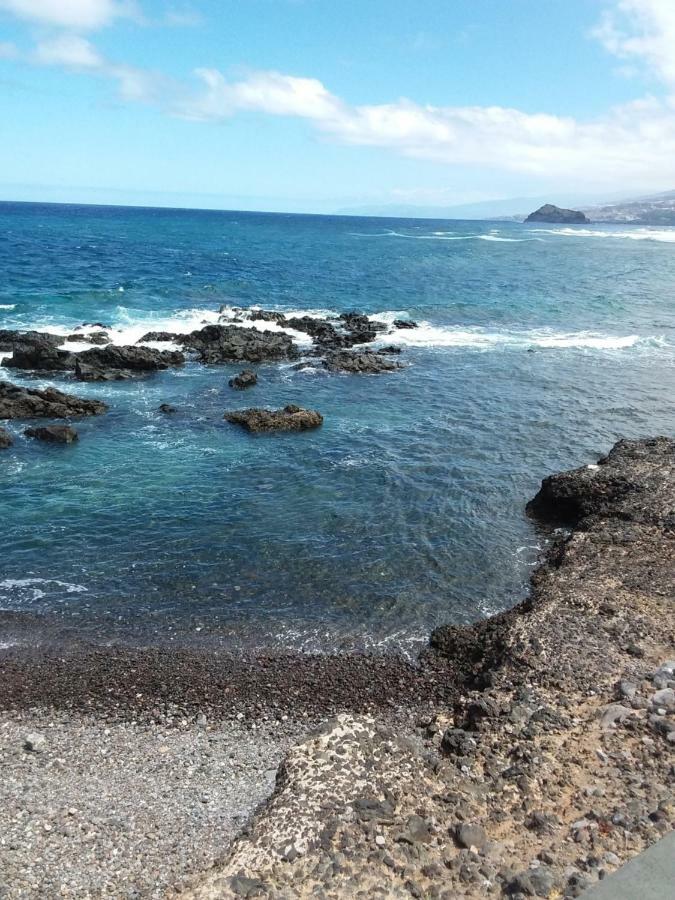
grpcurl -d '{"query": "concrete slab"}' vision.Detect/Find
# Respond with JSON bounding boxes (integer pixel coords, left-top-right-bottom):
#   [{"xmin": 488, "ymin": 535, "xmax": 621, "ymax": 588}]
[{"xmin": 581, "ymin": 832, "xmax": 675, "ymax": 900}]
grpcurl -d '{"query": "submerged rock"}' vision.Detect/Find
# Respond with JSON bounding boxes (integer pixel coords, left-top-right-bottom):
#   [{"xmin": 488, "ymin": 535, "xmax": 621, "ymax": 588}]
[
  {"xmin": 525, "ymin": 204, "xmax": 590, "ymax": 224},
  {"xmin": 0, "ymin": 427, "xmax": 13, "ymax": 449},
  {"xmin": 183, "ymin": 324, "xmax": 299, "ymax": 364},
  {"xmin": 229, "ymin": 370, "xmax": 258, "ymax": 390},
  {"xmin": 74, "ymin": 346, "xmax": 185, "ymax": 381},
  {"xmin": 66, "ymin": 331, "xmax": 110, "ymax": 345},
  {"xmin": 0, "ymin": 382, "xmax": 107, "ymax": 419},
  {"xmin": 393, "ymin": 319, "xmax": 418, "ymax": 329},
  {"xmin": 159, "ymin": 403, "xmax": 177, "ymax": 414},
  {"xmin": 25, "ymin": 424, "xmax": 79, "ymax": 444},
  {"xmin": 224, "ymin": 405, "xmax": 323, "ymax": 433},
  {"xmin": 324, "ymin": 349, "xmax": 403, "ymax": 374}
]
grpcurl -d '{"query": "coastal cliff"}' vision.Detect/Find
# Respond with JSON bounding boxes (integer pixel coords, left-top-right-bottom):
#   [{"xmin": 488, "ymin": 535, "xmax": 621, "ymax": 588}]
[{"xmin": 185, "ymin": 438, "xmax": 674, "ymax": 898}]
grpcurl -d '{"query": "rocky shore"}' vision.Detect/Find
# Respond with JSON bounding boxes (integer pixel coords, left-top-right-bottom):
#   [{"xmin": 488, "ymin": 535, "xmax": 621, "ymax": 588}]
[{"xmin": 0, "ymin": 437, "xmax": 673, "ymax": 898}]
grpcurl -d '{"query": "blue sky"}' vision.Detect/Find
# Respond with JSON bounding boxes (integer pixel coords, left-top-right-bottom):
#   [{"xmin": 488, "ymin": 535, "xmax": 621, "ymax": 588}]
[{"xmin": 1, "ymin": 0, "xmax": 675, "ymax": 212}]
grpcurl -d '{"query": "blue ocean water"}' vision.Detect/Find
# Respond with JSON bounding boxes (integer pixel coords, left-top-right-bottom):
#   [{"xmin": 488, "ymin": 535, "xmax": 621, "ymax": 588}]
[{"xmin": 1, "ymin": 202, "xmax": 674, "ymax": 651}]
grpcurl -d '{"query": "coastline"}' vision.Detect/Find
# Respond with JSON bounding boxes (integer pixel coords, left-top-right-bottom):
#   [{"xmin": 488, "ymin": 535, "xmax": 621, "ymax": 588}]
[{"xmin": 1, "ymin": 437, "xmax": 673, "ymax": 897}]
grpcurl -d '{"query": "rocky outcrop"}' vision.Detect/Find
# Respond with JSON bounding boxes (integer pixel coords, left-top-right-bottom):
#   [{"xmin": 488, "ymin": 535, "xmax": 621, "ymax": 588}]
[
  {"xmin": 0, "ymin": 427, "xmax": 13, "ymax": 449},
  {"xmin": 525, "ymin": 204, "xmax": 590, "ymax": 224},
  {"xmin": 247, "ymin": 310, "xmax": 287, "ymax": 324},
  {"xmin": 74, "ymin": 346, "xmax": 185, "ymax": 381},
  {"xmin": 2, "ymin": 339, "xmax": 76, "ymax": 372},
  {"xmin": 324, "ymin": 349, "xmax": 403, "ymax": 374},
  {"xmin": 393, "ymin": 319, "xmax": 418, "ymax": 329},
  {"xmin": 183, "ymin": 325, "xmax": 299, "ymax": 364},
  {"xmin": 224, "ymin": 405, "xmax": 323, "ymax": 433},
  {"xmin": 229, "ymin": 370, "xmax": 258, "ymax": 390},
  {"xmin": 159, "ymin": 403, "xmax": 177, "ymax": 414},
  {"xmin": 0, "ymin": 330, "xmax": 62, "ymax": 353},
  {"xmin": 65, "ymin": 331, "xmax": 110, "ymax": 346},
  {"xmin": 0, "ymin": 382, "xmax": 107, "ymax": 419},
  {"xmin": 137, "ymin": 331, "xmax": 182, "ymax": 343},
  {"xmin": 25, "ymin": 425, "xmax": 78, "ymax": 444}
]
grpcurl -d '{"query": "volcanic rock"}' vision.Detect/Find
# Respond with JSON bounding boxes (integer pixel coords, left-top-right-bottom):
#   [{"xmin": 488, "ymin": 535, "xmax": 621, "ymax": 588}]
[
  {"xmin": 159, "ymin": 403, "xmax": 177, "ymax": 414},
  {"xmin": 25, "ymin": 425, "xmax": 79, "ymax": 444},
  {"xmin": 224, "ymin": 405, "xmax": 323, "ymax": 433},
  {"xmin": 525, "ymin": 204, "xmax": 590, "ymax": 224},
  {"xmin": 66, "ymin": 331, "xmax": 110, "ymax": 345},
  {"xmin": 324, "ymin": 349, "xmax": 402, "ymax": 374},
  {"xmin": 74, "ymin": 346, "xmax": 185, "ymax": 381},
  {"xmin": 138, "ymin": 331, "xmax": 182, "ymax": 343},
  {"xmin": 0, "ymin": 427, "xmax": 13, "ymax": 449},
  {"xmin": 0, "ymin": 330, "xmax": 63, "ymax": 353},
  {"xmin": 2, "ymin": 339, "xmax": 76, "ymax": 372},
  {"xmin": 0, "ymin": 382, "xmax": 107, "ymax": 419},
  {"xmin": 229, "ymin": 370, "xmax": 258, "ymax": 390},
  {"xmin": 183, "ymin": 324, "xmax": 298, "ymax": 364},
  {"xmin": 393, "ymin": 320, "xmax": 418, "ymax": 329},
  {"xmin": 247, "ymin": 310, "xmax": 287, "ymax": 323}
]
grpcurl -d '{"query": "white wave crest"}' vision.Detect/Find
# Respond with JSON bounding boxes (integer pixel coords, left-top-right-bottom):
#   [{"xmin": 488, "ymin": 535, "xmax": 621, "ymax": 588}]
[
  {"xmin": 0, "ymin": 304, "xmax": 16, "ymax": 310},
  {"xmin": 529, "ymin": 226, "xmax": 675, "ymax": 243},
  {"xmin": 349, "ymin": 229, "xmax": 530, "ymax": 243}
]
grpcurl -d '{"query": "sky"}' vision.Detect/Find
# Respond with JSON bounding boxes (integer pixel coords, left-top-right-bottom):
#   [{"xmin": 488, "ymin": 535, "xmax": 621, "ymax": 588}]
[{"xmin": 1, "ymin": 0, "xmax": 675, "ymax": 213}]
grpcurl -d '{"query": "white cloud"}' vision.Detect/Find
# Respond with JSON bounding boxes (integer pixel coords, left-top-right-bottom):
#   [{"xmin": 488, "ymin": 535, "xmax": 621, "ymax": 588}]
[
  {"xmin": 34, "ymin": 34, "xmax": 103, "ymax": 67},
  {"xmin": 0, "ymin": 0, "xmax": 137, "ymax": 30},
  {"xmin": 593, "ymin": 0, "xmax": 675, "ymax": 86}
]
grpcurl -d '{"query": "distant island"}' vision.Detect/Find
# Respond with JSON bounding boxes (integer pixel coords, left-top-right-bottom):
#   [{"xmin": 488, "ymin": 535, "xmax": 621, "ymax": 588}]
[{"xmin": 525, "ymin": 203, "xmax": 590, "ymax": 224}]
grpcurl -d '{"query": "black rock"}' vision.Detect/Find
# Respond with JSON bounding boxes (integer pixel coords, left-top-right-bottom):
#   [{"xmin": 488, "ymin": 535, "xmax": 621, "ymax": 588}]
[
  {"xmin": 66, "ymin": 331, "xmax": 110, "ymax": 345},
  {"xmin": 0, "ymin": 427, "xmax": 13, "ymax": 449},
  {"xmin": 159, "ymin": 403, "xmax": 177, "ymax": 414},
  {"xmin": 2, "ymin": 338, "xmax": 76, "ymax": 372},
  {"xmin": 323, "ymin": 349, "xmax": 402, "ymax": 374},
  {"xmin": 182, "ymin": 324, "xmax": 298, "ymax": 364},
  {"xmin": 137, "ymin": 331, "xmax": 182, "ymax": 343},
  {"xmin": 224, "ymin": 405, "xmax": 323, "ymax": 433},
  {"xmin": 74, "ymin": 346, "xmax": 185, "ymax": 381},
  {"xmin": 393, "ymin": 320, "xmax": 418, "ymax": 329},
  {"xmin": 0, "ymin": 330, "xmax": 63, "ymax": 353},
  {"xmin": 229, "ymin": 370, "xmax": 258, "ymax": 390},
  {"xmin": 247, "ymin": 310, "xmax": 286, "ymax": 323},
  {"xmin": 25, "ymin": 425, "xmax": 79, "ymax": 444},
  {"xmin": 525, "ymin": 204, "xmax": 590, "ymax": 224},
  {"xmin": 455, "ymin": 823, "xmax": 487, "ymax": 850},
  {"xmin": 0, "ymin": 382, "xmax": 107, "ymax": 419}
]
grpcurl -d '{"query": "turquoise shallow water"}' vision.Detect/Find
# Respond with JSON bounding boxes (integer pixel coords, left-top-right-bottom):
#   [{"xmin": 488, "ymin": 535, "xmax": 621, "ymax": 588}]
[{"xmin": 1, "ymin": 202, "xmax": 674, "ymax": 650}]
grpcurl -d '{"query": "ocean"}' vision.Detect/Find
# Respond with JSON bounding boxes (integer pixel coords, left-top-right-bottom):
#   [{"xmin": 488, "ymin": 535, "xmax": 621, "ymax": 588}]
[{"xmin": 1, "ymin": 201, "xmax": 674, "ymax": 652}]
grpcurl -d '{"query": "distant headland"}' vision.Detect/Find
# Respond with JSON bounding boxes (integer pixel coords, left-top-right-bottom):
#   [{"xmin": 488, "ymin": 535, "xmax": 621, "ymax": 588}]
[{"xmin": 525, "ymin": 203, "xmax": 590, "ymax": 224}]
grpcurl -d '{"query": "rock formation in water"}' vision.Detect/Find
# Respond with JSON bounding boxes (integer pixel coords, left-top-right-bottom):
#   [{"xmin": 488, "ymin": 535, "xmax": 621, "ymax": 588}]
[
  {"xmin": 225, "ymin": 405, "xmax": 323, "ymax": 433},
  {"xmin": 25, "ymin": 424, "xmax": 79, "ymax": 443},
  {"xmin": 525, "ymin": 204, "xmax": 590, "ymax": 224},
  {"xmin": 183, "ymin": 325, "xmax": 299, "ymax": 364},
  {"xmin": 74, "ymin": 346, "xmax": 185, "ymax": 381},
  {"xmin": 229, "ymin": 370, "xmax": 258, "ymax": 390},
  {"xmin": 324, "ymin": 349, "xmax": 403, "ymax": 374},
  {"xmin": 0, "ymin": 427, "xmax": 13, "ymax": 449},
  {"xmin": 0, "ymin": 382, "xmax": 108, "ymax": 419}
]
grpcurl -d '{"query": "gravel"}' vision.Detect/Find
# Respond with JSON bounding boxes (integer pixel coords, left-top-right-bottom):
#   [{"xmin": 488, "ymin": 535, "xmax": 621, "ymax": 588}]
[{"xmin": 0, "ymin": 710, "xmax": 302, "ymax": 898}]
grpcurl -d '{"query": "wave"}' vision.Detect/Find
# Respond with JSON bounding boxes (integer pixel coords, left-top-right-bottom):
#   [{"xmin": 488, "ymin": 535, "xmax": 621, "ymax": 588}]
[
  {"xmin": 5, "ymin": 304, "xmax": 666, "ymax": 357},
  {"xmin": 529, "ymin": 227, "xmax": 675, "ymax": 243},
  {"xmin": 0, "ymin": 578, "xmax": 88, "ymax": 603},
  {"xmin": 349, "ymin": 229, "xmax": 530, "ymax": 243},
  {"xmin": 0, "ymin": 304, "xmax": 16, "ymax": 310}
]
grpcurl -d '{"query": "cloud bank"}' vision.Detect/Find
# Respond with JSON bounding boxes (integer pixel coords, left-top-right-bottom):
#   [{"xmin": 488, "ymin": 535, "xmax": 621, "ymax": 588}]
[{"xmin": 2, "ymin": 0, "xmax": 675, "ymax": 190}]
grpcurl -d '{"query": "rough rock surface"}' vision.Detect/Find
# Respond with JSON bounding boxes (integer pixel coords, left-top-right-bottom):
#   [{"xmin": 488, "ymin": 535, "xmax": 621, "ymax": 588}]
[
  {"xmin": 184, "ymin": 325, "xmax": 299, "ymax": 364},
  {"xmin": 0, "ymin": 382, "xmax": 107, "ymax": 419},
  {"xmin": 65, "ymin": 331, "xmax": 110, "ymax": 345},
  {"xmin": 2, "ymin": 338, "xmax": 76, "ymax": 372},
  {"xmin": 74, "ymin": 345, "xmax": 185, "ymax": 381},
  {"xmin": 225, "ymin": 405, "xmax": 323, "ymax": 433},
  {"xmin": 229, "ymin": 370, "xmax": 258, "ymax": 390},
  {"xmin": 324, "ymin": 349, "xmax": 403, "ymax": 374},
  {"xmin": 25, "ymin": 424, "xmax": 79, "ymax": 444},
  {"xmin": 0, "ymin": 426, "xmax": 13, "ymax": 448},
  {"xmin": 185, "ymin": 437, "xmax": 674, "ymax": 899},
  {"xmin": 0, "ymin": 330, "xmax": 62, "ymax": 353},
  {"xmin": 525, "ymin": 204, "xmax": 590, "ymax": 224}
]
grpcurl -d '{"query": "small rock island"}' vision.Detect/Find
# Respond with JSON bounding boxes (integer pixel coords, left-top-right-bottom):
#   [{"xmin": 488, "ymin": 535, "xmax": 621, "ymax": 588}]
[{"xmin": 525, "ymin": 203, "xmax": 590, "ymax": 224}]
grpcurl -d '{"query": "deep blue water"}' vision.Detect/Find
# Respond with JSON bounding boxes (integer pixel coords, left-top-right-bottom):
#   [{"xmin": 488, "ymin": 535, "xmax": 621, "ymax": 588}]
[{"xmin": 1, "ymin": 202, "xmax": 674, "ymax": 650}]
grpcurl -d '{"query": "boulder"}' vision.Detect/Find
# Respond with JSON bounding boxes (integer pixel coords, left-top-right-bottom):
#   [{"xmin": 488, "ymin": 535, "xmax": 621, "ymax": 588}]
[
  {"xmin": 525, "ymin": 204, "xmax": 590, "ymax": 224},
  {"xmin": 2, "ymin": 339, "xmax": 76, "ymax": 372},
  {"xmin": 0, "ymin": 427, "xmax": 13, "ymax": 449},
  {"xmin": 224, "ymin": 404, "xmax": 323, "ymax": 433},
  {"xmin": 324, "ymin": 349, "xmax": 403, "ymax": 374},
  {"xmin": 285, "ymin": 317, "xmax": 345, "ymax": 348},
  {"xmin": 229, "ymin": 370, "xmax": 258, "ymax": 390},
  {"xmin": 0, "ymin": 330, "xmax": 62, "ymax": 353},
  {"xmin": 159, "ymin": 403, "xmax": 177, "ymax": 414},
  {"xmin": 247, "ymin": 310, "xmax": 287, "ymax": 323},
  {"xmin": 66, "ymin": 331, "xmax": 110, "ymax": 345},
  {"xmin": 0, "ymin": 381, "xmax": 107, "ymax": 419},
  {"xmin": 25, "ymin": 424, "xmax": 79, "ymax": 444},
  {"xmin": 74, "ymin": 346, "xmax": 185, "ymax": 381},
  {"xmin": 137, "ymin": 331, "xmax": 182, "ymax": 343},
  {"xmin": 183, "ymin": 324, "xmax": 298, "ymax": 364},
  {"xmin": 393, "ymin": 320, "xmax": 418, "ymax": 329}
]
